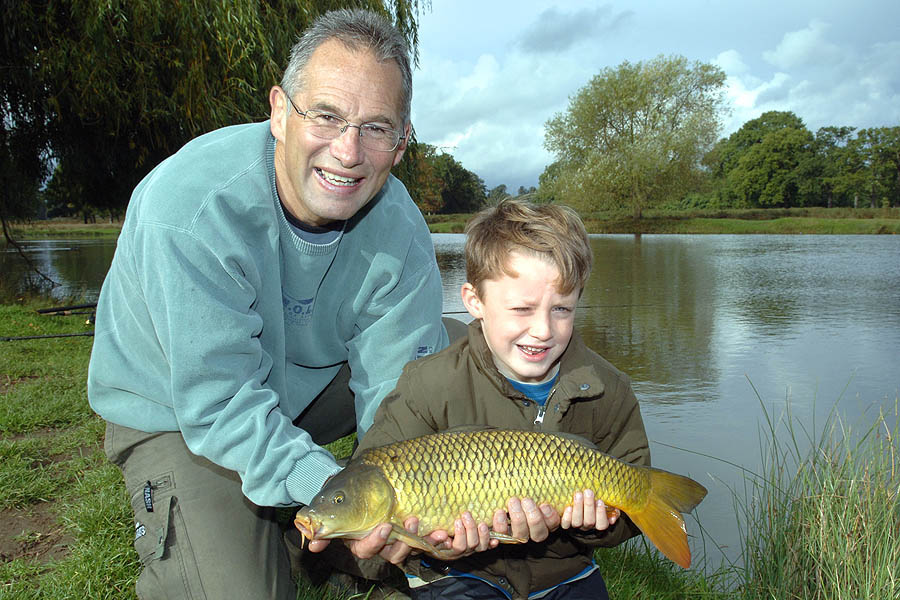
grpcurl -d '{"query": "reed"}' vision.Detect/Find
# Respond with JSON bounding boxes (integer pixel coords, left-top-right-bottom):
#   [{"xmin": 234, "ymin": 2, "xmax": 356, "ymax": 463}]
[{"xmin": 737, "ymin": 392, "xmax": 899, "ymax": 599}]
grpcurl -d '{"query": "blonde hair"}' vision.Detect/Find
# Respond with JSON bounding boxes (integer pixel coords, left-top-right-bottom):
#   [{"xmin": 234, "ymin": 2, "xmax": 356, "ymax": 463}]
[{"xmin": 464, "ymin": 199, "xmax": 592, "ymax": 296}]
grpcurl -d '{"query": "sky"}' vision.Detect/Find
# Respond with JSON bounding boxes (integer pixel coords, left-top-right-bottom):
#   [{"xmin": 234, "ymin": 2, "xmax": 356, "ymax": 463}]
[{"xmin": 408, "ymin": 0, "xmax": 900, "ymax": 192}]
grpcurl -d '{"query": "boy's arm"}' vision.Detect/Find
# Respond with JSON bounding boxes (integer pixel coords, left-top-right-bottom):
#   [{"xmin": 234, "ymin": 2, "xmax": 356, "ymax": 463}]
[
  {"xmin": 565, "ymin": 378, "xmax": 651, "ymax": 548},
  {"xmin": 354, "ymin": 365, "xmax": 439, "ymax": 455}
]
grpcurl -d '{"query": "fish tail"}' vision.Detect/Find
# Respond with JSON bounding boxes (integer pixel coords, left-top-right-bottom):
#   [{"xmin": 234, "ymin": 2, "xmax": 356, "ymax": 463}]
[{"xmin": 625, "ymin": 468, "xmax": 707, "ymax": 568}]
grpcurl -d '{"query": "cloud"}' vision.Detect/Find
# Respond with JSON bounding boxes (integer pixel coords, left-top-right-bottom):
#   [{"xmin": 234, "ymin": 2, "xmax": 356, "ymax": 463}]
[
  {"xmin": 762, "ymin": 20, "xmax": 841, "ymax": 70},
  {"xmin": 517, "ymin": 5, "xmax": 634, "ymax": 54},
  {"xmin": 413, "ymin": 45, "xmax": 594, "ymax": 188},
  {"xmin": 713, "ymin": 50, "xmax": 749, "ymax": 76},
  {"xmin": 718, "ymin": 20, "xmax": 900, "ymax": 135}
]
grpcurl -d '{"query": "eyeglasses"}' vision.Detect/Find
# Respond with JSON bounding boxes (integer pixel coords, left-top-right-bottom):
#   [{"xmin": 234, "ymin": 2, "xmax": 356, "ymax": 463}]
[{"xmin": 285, "ymin": 93, "xmax": 405, "ymax": 152}]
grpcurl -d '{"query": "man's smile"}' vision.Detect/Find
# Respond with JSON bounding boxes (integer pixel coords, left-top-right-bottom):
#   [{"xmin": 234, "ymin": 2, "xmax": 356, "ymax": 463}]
[{"xmin": 315, "ymin": 167, "xmax": 360, "ymax": 187}]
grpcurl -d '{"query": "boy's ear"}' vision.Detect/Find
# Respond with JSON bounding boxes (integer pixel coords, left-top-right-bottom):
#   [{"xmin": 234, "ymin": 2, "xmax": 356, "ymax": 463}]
[{"xmin": 460, "ymin": 283, "xmax": 484, "ymax": 320}]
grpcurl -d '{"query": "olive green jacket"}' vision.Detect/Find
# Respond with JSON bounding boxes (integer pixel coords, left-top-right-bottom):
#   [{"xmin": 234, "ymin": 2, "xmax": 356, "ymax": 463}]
[{"xmin": 356, "ymin": 320, "xmax": 651, "ymax": 599}]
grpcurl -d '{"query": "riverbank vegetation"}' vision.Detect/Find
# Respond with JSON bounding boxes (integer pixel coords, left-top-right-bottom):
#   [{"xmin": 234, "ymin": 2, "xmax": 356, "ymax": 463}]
[
  {"xmin": 425, "ymin": 207, "xmax": 900, "ymax": 234},
  {"xmin": 8, "ymin": 205, "xmax": 900, "ymax": 241},
  {"xmin": 2, "ymin": 301, "xmax": 898, "ymax": 599},
  {"xmin": 738, "ymin": 391, "xmax": 900, "ymax": 599}
]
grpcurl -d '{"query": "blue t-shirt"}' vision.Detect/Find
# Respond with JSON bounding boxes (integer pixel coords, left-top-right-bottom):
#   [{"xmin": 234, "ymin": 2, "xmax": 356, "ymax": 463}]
[{"xmin": 507, "ymin": 371, "xmax": 560, "ymax": 406}]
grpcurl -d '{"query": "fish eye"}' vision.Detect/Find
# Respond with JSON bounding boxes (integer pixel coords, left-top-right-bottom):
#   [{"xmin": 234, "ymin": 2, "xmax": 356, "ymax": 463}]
[{"xmin": 331, "ymin": 492, "xmax": 345, "ymax": 504}]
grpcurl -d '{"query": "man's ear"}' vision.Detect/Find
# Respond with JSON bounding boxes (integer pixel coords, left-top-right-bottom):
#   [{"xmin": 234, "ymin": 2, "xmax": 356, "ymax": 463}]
[
  {"xmin": 269, "ymin": 86, "xmax": 288, "ymax": 144},
  {"xmin": 460, "ymin": 283, "xmax": 484, "ymax": 320},
  {"xmin": 391, "ymin": 123, "xmax": 412, "ymax": 167}
]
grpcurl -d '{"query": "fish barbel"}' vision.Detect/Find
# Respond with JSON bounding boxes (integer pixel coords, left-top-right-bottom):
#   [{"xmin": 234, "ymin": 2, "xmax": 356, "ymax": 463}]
[{"xmin": 295, "ymin": 429, "xmax": 707, "ymax": 568}]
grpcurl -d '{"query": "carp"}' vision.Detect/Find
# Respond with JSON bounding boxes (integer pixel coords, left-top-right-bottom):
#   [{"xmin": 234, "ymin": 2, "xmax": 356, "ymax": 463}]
[{"xmin": 295, "ymin": 428, "xmax": 707, "ymax": 568}]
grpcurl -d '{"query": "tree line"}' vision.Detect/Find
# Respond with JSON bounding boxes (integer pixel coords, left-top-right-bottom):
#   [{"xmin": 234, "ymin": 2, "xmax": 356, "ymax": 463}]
[
  {"xmin": 540, "ymin": 55, "xmax": 899, "ymax": 217},
  {"xmin": 4, "ymin": 4, "xmax": 898, "ymax": 231},
  {"xmin": 701, "ymin": 112, "xmax": 899, "ymax": 210}
]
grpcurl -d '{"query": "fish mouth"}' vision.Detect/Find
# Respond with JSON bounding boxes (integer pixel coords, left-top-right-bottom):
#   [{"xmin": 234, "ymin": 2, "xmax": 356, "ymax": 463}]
[{"xmin": 294, "ymin": 515, "xmax": 319, "ymax": 546}]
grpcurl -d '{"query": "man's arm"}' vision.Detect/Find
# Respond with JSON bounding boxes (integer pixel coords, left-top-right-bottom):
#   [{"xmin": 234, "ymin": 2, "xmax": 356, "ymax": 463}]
[{"xmin": 131, "ymin": 225, "xmax": 341, "ymax": 506}]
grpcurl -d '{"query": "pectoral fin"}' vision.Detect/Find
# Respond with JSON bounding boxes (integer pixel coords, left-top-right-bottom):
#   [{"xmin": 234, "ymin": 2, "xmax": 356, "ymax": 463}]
[
  {"xmin": 388, "ymin": 523, "xmax": 441, "ymax": 555},
  {"xmin": 489, "ymin": 531, "xmax": 527, "ymax": 544}
]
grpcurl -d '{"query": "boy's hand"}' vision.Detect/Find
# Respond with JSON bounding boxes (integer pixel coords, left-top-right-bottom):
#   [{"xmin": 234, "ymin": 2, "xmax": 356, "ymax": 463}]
[
  {"xmin": 437, "ymin": 511, "xmax": 497, "ymax": 559},
  {"xmin": 560, "ymin": 489, "xmax": 620, "ymax": 531},
  {"xmin": 501, "ymin": 497, "xmax": 561, "ymax": 542}
]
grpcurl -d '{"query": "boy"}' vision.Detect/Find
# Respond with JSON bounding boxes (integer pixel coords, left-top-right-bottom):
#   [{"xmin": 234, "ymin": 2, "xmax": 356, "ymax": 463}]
[{"xmin": 356, "ymin": 199, "xmax": 651, "ymax": 599}]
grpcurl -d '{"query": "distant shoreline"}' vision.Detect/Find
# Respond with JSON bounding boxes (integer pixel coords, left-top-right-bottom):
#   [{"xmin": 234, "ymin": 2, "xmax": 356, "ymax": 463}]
[{"xmin": 7, "ymin": 207, "xmax": 899, "ymax": 238}]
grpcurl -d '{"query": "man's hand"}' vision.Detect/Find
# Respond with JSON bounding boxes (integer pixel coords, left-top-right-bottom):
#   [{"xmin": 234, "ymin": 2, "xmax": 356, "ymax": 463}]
[
  {"xmin": 307, "ymin": 519, "xmax": 454, "ymax": 566},
  {"xmin": 560, "ymin": 489, "xmax": 620, "ymax": 531}
]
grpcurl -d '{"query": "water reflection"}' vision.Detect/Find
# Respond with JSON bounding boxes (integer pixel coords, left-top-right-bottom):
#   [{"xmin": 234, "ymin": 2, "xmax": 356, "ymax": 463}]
[{"xmin": 1, "ymin": 239, "xmax": 117, "ymax": 301}]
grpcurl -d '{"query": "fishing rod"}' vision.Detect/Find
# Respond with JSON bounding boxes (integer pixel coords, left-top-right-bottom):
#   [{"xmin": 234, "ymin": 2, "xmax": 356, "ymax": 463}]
[
  {"xmin": 36, "ymin": 302, "xmax": 98, "ymax": 315},
  {"xmin": 441, "ymin": 304, "xmax": 661, "ymax": 315},
  {"xmin": 1, "ymin": 303, "xmax": 97, "ymax": 341},
  {"xmin": 6, "ymin": 304, "xmax": 655, "ymax": 340},
  {"xmin": 1, "ymin": 331, "xmax": 94, "ymax": 342}
]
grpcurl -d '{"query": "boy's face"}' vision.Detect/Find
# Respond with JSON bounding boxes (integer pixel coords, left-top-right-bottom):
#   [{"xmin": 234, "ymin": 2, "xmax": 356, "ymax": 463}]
[{"xmin": 461, "ymin": 251, "xmax": 578, "ymax": 383}]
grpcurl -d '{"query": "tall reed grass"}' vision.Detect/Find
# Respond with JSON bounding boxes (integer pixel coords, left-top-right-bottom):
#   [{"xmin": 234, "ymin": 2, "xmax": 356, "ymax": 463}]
[{"xmin": 737, "ymin": 394, "xmax": 899, "ymax": 599}]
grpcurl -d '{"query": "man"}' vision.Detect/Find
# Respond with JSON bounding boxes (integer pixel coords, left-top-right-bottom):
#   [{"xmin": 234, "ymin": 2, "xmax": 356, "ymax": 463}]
[{"xmin": 88, "ymin": 9, "xmax": 450, "ymax": 599}]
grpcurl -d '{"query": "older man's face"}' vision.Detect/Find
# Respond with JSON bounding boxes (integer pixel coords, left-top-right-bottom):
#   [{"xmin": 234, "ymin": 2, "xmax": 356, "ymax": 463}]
[{"xmin": 270, "ymin": 39, "xmax": 409, "ymax": 226}]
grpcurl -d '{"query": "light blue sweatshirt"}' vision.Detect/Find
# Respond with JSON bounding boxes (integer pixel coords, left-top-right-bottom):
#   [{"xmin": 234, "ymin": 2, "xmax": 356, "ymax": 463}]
[{"xmin": 87, "ymin": 121, "xmax": 447, "ymax": 506}]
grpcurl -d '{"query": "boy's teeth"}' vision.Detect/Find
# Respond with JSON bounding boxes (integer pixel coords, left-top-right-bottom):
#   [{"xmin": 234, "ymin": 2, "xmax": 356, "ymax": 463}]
[
  {"xmin": 520, "ymin": 345, "xmax": 545, "ymax": 355},
  {"xmin": 317, "ymin": 168, "xmax": 358, "ymax": 186}
]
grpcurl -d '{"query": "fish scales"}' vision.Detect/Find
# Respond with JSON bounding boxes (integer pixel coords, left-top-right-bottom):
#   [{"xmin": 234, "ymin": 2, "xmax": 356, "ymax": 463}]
[
  {"xmin": 295, "ymin": 428, "xmax": 708, "ymax": 568},
  {"xmin": 363, "ymin": 429, "xmax": 650, "ymax": 533}
]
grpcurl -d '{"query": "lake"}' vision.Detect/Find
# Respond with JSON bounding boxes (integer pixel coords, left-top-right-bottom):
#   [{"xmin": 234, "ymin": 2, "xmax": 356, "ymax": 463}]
[{"xmin": 3, "ymin": 233, "xmax": 899, "ymax": 568}]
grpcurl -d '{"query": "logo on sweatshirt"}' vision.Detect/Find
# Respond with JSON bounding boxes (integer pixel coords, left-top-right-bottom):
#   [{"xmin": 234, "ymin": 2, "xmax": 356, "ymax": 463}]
[{"xmin": 283, "ymin": 294, "xmax": 315, "ymax": 326}]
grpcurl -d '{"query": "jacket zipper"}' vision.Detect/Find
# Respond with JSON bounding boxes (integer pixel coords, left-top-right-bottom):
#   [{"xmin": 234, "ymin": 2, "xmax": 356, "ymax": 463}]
[{"xmin": 534, "ymin": 388, "xmax": 557, "ymax": 425}]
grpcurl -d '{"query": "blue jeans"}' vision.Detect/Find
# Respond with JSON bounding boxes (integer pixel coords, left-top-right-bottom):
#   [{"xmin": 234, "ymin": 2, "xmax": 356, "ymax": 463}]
[{"xmin": 410, "ymin": 569, "xmax": 610, "ymax": 600}]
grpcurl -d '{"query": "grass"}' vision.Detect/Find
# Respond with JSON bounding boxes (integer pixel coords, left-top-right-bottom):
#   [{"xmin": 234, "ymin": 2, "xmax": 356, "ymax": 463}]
[
  {"xmin": 2, "ymin": 299, "xmax": 898, "ymax": 599},
  {"xmin": 0, "ymin": 300, "xmax": 138, "ymax": 599},
  {"xmin": 426, "ymin": 207, "xmax": 900, "ymax": 235},
  {"xmin": 579, "ymin": 206, "xmax": 900, "ymax": 234},
  {"xmin": 736, "ymin": 387, "xmax": 900, "ymax": 599},
  {"xmin": 8, "ymin": 206, "xmax": 900, "ymax": 240}
]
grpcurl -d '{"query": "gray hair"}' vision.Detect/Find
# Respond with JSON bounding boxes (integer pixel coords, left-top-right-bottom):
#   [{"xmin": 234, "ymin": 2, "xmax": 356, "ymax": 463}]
[{"xmin": 281, "ymin": 8, "xmax": 413, "ymax": 126}]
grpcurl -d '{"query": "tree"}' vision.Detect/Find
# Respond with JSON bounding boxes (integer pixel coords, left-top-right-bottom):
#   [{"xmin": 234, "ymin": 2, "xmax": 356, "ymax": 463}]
[
  {"xmin": 1, "ymin": 1, "xmax": 53, "ymax": 231},
  {"xmin": 544, "ymin": 55, "xmax": 727, "ymax": 218},
  {"xmin": 393, "ymin": 140, "xmax": 444, "ymax": 213},
  {"xmin": 725, "ymin": 126, "xmax": 816, "ymax": 207},
  {"xmin": 852, "ymin": 127, "xmax": 900, "ymax": 207},
  {"xmin": 3, "ymin": 0, "xmax": 427, "ymax": 223},
  {"xmin": 813, "ymin": 126, "xmax": 857, "ymax": 208},
  {"xmin": 711, "ymin": 111, "xmax": 806, "ymax": 177},
  {"xmin": 486, "ymin": 184, "xmax": 510, "ymax": 206},
  {"xmin": 433, "ymin": 153, "xmax": 486, "ymax": 213},
  {"xmin": 535, "ymin": 161, "xmax": 561, "ymax": 204},
  {"xmin": 707, "ymin": 111, "xmax": 817, "ymax": 207}
]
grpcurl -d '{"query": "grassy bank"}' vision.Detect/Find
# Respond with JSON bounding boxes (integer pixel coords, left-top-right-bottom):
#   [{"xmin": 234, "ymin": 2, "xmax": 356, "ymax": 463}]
[
  {"xmin": 426, "ymin": 207, "xmax": 900, "ymax": 234},
  {"xmin": 2, "ymin": 301, "xmax": 897, "ymax": 598},
  {"xmin": 8, "ymin": 207, "xmax": 900, "ymax": 239}
]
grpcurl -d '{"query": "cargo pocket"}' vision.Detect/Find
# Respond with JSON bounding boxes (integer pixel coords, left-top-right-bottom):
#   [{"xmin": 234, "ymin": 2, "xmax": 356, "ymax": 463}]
[
  {"xmin": 130, "ymin": 474, "xmax": 175, "ymax": 566},
  {"xmin": 130, "ymin": 475, "xmax": 206, "ymax": 599}
]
